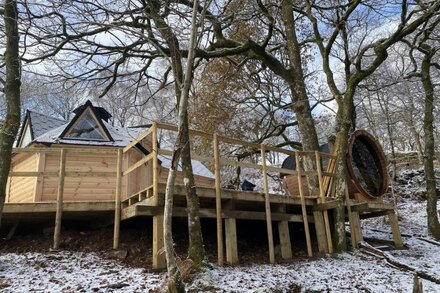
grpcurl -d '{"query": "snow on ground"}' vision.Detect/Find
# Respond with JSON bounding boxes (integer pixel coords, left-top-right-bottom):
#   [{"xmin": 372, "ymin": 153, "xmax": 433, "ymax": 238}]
[
  {"xmin": 189, "ymin": 252, "xmax": 440, "ymax": 292},
  {"xmin": 187, "ymin": 198, "xmax": 440, "ymax": 292},
  {"xmin": 0, "ymin": 251, "xmax": 165, "ymax": 292},
  {"xmin": 1, "ymin": 171, "xmax": 440, "ymax": 292}
]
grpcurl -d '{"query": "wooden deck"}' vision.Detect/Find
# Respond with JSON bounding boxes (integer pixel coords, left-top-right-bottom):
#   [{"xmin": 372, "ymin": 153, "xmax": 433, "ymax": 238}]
[{"xmin": 5, "ymin": 122, "xmax": 404, "ymax": 269}]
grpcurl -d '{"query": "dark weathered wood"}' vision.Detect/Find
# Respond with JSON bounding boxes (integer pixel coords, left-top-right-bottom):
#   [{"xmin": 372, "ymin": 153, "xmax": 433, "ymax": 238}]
[{"xmin": 5, "ymin": 222, "xmax": 19, "ymax": 240}]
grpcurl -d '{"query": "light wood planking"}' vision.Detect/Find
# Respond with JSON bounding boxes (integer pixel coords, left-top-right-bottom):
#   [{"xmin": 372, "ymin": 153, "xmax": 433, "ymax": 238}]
[
  {"xmin": 213, "ymin": 133, "xmax": 224, "ymax": 266},
  {"xmin": 113, "ymin": 149, "xmax": 123, "ymax": 250},
  {"xmin": 53, "ymin": 149, "xmax": 66, "ymax": 250},
  {"xmin": 261, "ymin": 144, "xmax": 275, "ymax": 264},
  {"xmin": 296, "ymin": 152, "xmax": 313, "ymax": 257}
]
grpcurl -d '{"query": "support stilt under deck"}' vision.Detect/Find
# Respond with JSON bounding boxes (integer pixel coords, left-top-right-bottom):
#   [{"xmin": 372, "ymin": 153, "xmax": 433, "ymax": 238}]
[
  {"xmin": 313, "ymin": 211, "xmax": 328, "ymax": 254},
  {"xmin": 350, "ymin": 210, "xmax": 363, "ymax": 246},
  {"xmin": 275, "ymin": 205, "xmax": 292, "ymax": 260},
  {"xmin": 225, "ymin": 218, "xmax": 238, "ymax": 264},
  {"xmin": 388, "ymin": 210, "xmax": 404, "ymax": 248},
  {"xmin": 153, "ymin": 215, "xmax": 166, "ymax": 269},
  {"xmin": 225, "ymin": 200, "xmax": 238, "ymax": 264}
]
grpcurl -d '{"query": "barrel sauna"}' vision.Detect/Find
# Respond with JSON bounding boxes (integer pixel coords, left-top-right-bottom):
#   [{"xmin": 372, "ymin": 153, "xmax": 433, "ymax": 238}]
[{"xmin": 282, "ymin": 130, "xmax": 389, "ymax": 202}]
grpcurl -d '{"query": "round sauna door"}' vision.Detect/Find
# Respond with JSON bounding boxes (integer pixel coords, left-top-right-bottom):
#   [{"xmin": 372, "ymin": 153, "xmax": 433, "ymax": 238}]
[{"xmin": 347, "ymin": 130, "xmax": 388, "ymax": 199}]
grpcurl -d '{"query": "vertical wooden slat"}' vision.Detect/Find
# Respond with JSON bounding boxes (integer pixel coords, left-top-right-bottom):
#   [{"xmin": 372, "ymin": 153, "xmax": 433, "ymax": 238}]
[
  {"xmin": 315, "ymin": 151, "xmax": 333, "ymax": 253},
  {"xmin": 213, "ymin": 133, "xmax": 224, "ymax": 266},
  {"xmin": 5, "ymin": 169, "xmax": 11, "ymax": 203},
  {"xmin": 261, "ymin": 144, "xmax": 275, "ymax": 264},
  {"xmin": 113, "ymin": 149, "xmax": 123, "ymax": 250},
  {"xmin": 34, "ymin": 153, "xmax": 46, "ymax": 202},
  {"xmin": 53, "ymin": 148, "xmax": 66, "ymax": 250},
  {"xmin": 152, "ymin": 122, "xmax": 159, "ymax": 206},
  {"xmin": 296, "ymin": 152, "xmax": 313, "ymax": 257}
]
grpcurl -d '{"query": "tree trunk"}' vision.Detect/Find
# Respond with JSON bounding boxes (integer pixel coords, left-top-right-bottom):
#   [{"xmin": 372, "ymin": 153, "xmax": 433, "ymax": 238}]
[
  {"xmin": 332, "ymin": 87, "xmax": 357, "ymax": 252},
  {"xmin": 149, "ymin": 0, "xmax": 206, "ymax": 270},
  {"xmin": 0, "ymin": 0, "xmax": 21, "ymax": 227},
  {"xmin": 281, "ymin": 0, "xmax": 320, "ymax": 153},
  {"xmin": 421, "ymin": 52, "xmax": 440, "ymax": 240}
]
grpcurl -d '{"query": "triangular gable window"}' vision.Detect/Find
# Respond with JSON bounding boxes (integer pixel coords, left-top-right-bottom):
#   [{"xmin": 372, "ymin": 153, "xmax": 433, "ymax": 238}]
[{"xmin": 64, "ymin": 108, "xmax": 108, "ymax": 140}]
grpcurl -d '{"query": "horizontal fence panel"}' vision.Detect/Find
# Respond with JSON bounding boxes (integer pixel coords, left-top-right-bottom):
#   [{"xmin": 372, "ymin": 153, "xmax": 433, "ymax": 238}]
[{"xmin": 123, "ymin": 153, "xmax": 154, "ymax": 176}]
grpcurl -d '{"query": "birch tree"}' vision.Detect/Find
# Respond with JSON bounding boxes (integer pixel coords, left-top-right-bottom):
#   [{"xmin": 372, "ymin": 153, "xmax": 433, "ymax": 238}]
[{"xmin": 155, "ymin": 0, "xmax": 204, "ymax": 288}]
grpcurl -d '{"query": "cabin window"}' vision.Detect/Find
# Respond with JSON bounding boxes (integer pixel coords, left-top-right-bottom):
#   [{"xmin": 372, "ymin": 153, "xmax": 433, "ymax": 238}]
[{"xmin": 64, "ymin": 108, "xmax": 108, "ymax": 140}]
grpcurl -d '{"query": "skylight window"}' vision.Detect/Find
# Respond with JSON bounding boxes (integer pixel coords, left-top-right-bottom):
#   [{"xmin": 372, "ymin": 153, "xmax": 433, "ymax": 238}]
[{"xmin": 64, "ymin": 109, "xmax": 108, "ymax": 140}]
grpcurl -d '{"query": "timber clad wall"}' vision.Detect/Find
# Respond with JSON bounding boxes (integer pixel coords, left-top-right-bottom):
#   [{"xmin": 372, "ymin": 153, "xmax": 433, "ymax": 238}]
[
  {"xmin": 42, "ymin": 152, "xmax": 117, "ymax": 201},
  {"xmin": 7, "ymin": 146, "xmax": 214, "ymax": 203},
  {"xmin": 8, "ymin": 154, "xmax": 37, "ymax": 203}
]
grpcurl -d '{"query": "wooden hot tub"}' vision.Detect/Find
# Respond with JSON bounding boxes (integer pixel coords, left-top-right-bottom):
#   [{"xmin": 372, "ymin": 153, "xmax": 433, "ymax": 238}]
[{"xmin": 282, "ymin": 130, "xmax": 389, "ymax": 202}]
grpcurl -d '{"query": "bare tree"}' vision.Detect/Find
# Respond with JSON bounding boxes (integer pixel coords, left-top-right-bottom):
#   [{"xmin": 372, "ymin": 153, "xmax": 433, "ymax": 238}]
[
  {"xmin": 404, "ymin": 16, "xmax": 440, "ymax": 239},
  {"xmin": 301, "ymin": 0, "xmax": 440, "ymax": 250},
  {"xmin": 0, "ymin": 0, "xmax": 21, "ymax": 225}
]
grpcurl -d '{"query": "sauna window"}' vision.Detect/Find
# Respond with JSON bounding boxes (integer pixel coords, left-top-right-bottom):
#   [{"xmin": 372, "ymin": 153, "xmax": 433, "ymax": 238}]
[{"xmin": 64, "ymin": 109, "xmax": 108, "ymax": 140}]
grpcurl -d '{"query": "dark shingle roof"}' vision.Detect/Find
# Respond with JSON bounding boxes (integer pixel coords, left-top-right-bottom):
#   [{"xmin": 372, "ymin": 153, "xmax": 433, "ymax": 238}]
[{"xmin": 28, "ymin": 111, "xmax": 66, "ymax": 139}]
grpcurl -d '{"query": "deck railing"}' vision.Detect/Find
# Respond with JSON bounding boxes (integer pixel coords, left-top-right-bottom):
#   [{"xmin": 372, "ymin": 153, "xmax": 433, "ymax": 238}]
[
  {"xmin": 8, "ymin": 147, "xmax": 120, "ymax": 249},
  {"xmin": 8, "ymin": 123, "xmax": 337, "ymax": 263},
  {"xmin": 123, "ymin": 122, "xmax": 337, "ymax": 262}
]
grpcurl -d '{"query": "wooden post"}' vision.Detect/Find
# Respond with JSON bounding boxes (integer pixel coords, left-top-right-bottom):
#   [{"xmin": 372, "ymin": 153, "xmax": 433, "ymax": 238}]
[
  {"xmin": 152, "ymin": 215, "xmax": 166, "ymax": 269},
  {"xmin": 53, "ymin": 148, "xmax": 66, "ymax": 250},
  {"xmin": 213, "ymin": 133, "xmax": 224, "ymax": 266},
  {"xmin": 295, "ymin": 152, "xmax": 313, "ymax": 257},
  {"xmin": 276, "ymin": 205, "xmax": 292, "ymax": 260},
  {"xmin": 5, "ymin": 171, "xmax": 11, "ymax": 203},
  {"xmin": 388, "ymin": 210, "xmax": 404, "ymax": 248},
  {"xmin": 313, "ymin": 211, "xmax": 328, "ymax": 254},
  {"xmin": 34, "ymin": 153, "xmax": 46, "ymax": 202},
  {"xmin": 351, "ymin": 210, "xmax": 363, "ymax": 244},
  {"xmin": 261, "ymin": 144, "xmax": 275, "ymax": 264},
  {"xmin": 315, "ymin": 151, "xmax": 333, "ymax": 253},
  {"xmin": 152, "ymin": 122, "xmax": 159, "ymax": 206},
  {"xmin": 225, "ymin": 200, "xmax": 238, "ymax": 264},
  {"xmin": 113, "ymin": 149, "xmax": 123, "ymax": 250}
]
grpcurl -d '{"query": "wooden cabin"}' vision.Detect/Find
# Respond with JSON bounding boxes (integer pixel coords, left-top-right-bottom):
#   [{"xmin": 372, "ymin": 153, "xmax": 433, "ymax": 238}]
[{"xmin": 6, "ymin": 101, "xmax": 215, "ymax": 204}]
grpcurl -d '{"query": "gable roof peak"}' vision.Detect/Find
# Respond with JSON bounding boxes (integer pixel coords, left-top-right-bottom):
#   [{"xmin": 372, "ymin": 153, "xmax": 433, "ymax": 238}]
[
  {"xmin": 59, "ymin": 100, "xmax": 113, "ymax": 141},
  {"xmin": 73, "ymin": 100, "xmax": 112, "ymax": 122}
]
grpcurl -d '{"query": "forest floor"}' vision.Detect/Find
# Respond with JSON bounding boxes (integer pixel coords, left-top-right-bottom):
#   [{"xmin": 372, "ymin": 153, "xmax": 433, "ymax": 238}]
[{"xmin": 0, "ymin": 169, "xmax": 439, "ymax": 292}]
